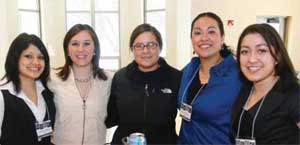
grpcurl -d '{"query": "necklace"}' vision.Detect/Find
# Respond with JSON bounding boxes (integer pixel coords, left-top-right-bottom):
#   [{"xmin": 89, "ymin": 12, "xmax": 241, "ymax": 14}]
[
  {"xmin": 75, "ymin": 81, "xmax": 91, "ymax": 103},
  {"xmin": 75, "ymin": 76, "xmax": 91, "ymax": 83}
]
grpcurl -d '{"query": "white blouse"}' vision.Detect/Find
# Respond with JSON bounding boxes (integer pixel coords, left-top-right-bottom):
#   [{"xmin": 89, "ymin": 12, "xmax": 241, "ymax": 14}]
[{"xmin": 0, "ymin": 80, "xmax": 47, "ymax": 137}]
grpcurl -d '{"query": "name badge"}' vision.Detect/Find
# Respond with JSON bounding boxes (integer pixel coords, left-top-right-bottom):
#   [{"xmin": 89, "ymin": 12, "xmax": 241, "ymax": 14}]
[
  {"xmin": 236, "ymin": 138, "xmax": 256, "ymax": 145},
  {"xmin": 180, "ymin": 102, "xmax": 192, "ymax": 122},
  {"xmin": 35, "ymin": 120, "xmax": 53, "ymax": 141}
]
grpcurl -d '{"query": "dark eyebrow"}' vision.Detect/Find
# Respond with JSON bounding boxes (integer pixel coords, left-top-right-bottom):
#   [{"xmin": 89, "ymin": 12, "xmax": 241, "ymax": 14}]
[
  {"xmin": 193, "ymin": 27, "xmax": 201, "ymax": 31},
  {"xmin": 256, "ymin": 43, "xmax": 268, "ymax": 48},
  {"xmin": 23, "ymin": 52, "xmax": 33, "ymax": 55},
  {"xmin": 207, "ymin": 26, "xmax": 217, "ymax": 29},
  {"xmin": 193, "ymin": 26, "xmax": 218, "ymax": 31},
  {"xmin": 70, "ymin": 40, "xmax": 78, "ymax": 43},
  {"xmin": 70, "ymin": 40, "xmax": 92, "ymax": 43},
  {"xmin": 240, "ymin": 45, "xmax": 250, "ymax": 49},
  {"xmin": 240, "ymin": 43, "xmax": 268, "ymax": 49}
]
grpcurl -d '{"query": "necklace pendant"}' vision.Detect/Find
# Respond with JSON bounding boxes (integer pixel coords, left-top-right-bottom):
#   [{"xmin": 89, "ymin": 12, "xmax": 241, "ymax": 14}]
[{"xmin": 82, "ymin": 101, "xmax": 86, "ymax": 110}]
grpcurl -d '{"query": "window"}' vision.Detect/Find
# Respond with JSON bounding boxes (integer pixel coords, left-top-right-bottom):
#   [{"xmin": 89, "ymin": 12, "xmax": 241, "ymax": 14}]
[
  {"xmin": 144, "ymin": 0, "xmax": 166, "ymax": 57},
  {"xmin": 66, "ymin": 0, "xmax": 120, "ymax": 71},
  {"xmin": 256, "ymin": 16, "xmax": 286, "ymax": 39},
  {"xmin": 18, "ymin": 0, "xmax": 41, "ymax": 37}
]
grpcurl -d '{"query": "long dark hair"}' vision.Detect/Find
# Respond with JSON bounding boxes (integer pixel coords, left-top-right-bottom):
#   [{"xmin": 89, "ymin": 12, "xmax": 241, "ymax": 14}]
[
  {"xmin": 191, "ymin": 12, "xmax": 231, "ymax": 57},
  {"xmin": 1, "ymin": 33, "xmax": 50, "ymax": 93},
  {"xmin": 57, "ymin": 24, "xmax": 107, "ymax": 81},
  {"xmin": 236, "ymin": 23, "xmax": 297, "ymax": 81}
]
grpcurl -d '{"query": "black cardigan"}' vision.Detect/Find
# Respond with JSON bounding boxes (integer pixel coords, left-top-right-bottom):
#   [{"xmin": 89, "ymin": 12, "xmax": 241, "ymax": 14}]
[{"xmin": 0, "ymin": 89, "xmax": 56, "ymax": 145}]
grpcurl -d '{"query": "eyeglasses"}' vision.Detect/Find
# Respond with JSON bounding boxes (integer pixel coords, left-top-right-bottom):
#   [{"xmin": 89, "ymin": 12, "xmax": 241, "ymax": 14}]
[{"xmin": 132, "ymin": 42, "xmax": 158, "ymax": 51}]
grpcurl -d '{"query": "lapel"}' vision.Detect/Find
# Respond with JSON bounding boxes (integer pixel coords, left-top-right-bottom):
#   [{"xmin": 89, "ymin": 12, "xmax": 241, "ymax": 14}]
[
  {"xmin": 41, "ymin": 89, "xmax": 55, "ymax": 120},
  {"xmin": 255, "ymin": 78, "xmax": 288, "ymax": 121},
  {"xmin": 232, "ymin": 83, "xmax": 251, "ymax": 123}
]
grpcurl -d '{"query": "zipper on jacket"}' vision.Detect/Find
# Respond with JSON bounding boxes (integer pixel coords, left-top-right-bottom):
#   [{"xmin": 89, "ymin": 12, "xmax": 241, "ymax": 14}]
[
  {"xmin": 143, "ymin": 84, "xmax": 150, "ymax": 135},
  {"xmin": 144, "ymin": 84, "xmax": 149, "ymax": 118},
  {"xmin": 145, "ymin": 84, "xmax": 150, "ymax": 97},
  {"xmin": 81, "ymin": 100, "xmax": 86, "ymax": 145}
]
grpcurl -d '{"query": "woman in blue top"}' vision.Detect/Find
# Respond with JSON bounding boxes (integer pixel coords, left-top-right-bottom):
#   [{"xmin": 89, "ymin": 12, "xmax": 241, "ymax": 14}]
[{"xmin": 177, "ymin": 12, "xmax": 242, "ymax": 144}]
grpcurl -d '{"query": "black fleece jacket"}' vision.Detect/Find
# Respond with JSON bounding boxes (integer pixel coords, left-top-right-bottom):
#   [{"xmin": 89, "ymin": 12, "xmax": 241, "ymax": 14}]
[{"xmin": 105, "ymin": 57, "xmax": 182, "ymax": 144}]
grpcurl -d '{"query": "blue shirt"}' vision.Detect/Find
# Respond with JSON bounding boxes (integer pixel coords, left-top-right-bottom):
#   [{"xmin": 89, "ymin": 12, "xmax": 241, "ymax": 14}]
[{"xmin": 177, "ymin": 54, "xmax": 242, "ymax": 144}]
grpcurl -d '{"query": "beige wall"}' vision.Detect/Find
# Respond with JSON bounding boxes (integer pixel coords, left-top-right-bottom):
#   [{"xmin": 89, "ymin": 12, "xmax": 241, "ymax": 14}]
[
  {"xmin": 288, "ymin": 0, "xmax": 300, "ymax": 70},
  {"xmin": 192, "ymin": 0, "xmax": 300, "ymax": 70},
  {"xmin": 0, "ymin": 0, "xmax": 7, "ymax": 77},
  {"xmin": 0, "ymin": 0, "xmax": 18, "ymax": 77},
  {"xmin": 41, "ymin": 0, "xmax": 66, "ymax": 68},
  {"xmin": 166, "ymin": 0, "xmax": 192, "ymax": 69},
  {"xmin": 119, "ymin": 0, "xmax": 143, "ymax": 67}
]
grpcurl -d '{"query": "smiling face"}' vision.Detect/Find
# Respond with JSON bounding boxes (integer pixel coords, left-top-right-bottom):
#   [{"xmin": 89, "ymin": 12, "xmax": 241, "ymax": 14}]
[
  {"xmin": 191, "ymin": 16, "xmax": 224, "ymax": 60},
  {"xmin": 132, "ymin": 32, "xmax": 161, "ymax": 72},
  {"xmin": 68, "ymin": 30, "xmax": 95, "ymax": 68},
  {"xmin": 239, "ymin": 33, "xmax": 278, "ymax": 84},
  {"xmin": 18, "ymin": 44, "xmax": 45, "ymax": 81}
]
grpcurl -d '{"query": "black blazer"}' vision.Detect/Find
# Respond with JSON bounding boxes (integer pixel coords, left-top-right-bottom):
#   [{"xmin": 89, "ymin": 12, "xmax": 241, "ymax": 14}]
[{"xmin": 231, "ymin": 77, "xmax": 300, "ymax": 144}]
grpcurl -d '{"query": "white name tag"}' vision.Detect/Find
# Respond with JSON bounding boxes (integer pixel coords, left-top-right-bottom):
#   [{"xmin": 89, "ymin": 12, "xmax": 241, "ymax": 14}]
[
  {"xmin": 35, "ymin": 120, "xmax": 53, "ymax": 141},
  {"xmin": 180, "ymin": 102, "xmax": 192, "ymax": 122},
  {"xmin": 236, "ymin": 138, "xmax": 256, "ymax": 145}
]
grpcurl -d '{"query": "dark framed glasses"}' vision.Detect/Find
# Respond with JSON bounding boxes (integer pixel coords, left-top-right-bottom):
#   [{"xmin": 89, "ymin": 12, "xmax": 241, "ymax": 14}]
[{"xmin": 132, "ymin": 42, "xmax": 159, "ymax": 51}]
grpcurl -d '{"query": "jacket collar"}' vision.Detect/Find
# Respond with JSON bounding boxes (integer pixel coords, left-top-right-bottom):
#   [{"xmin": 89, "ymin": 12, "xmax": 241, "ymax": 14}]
[
  {"xmin": 126, "ymin": 57, "xmax": 171, "ymax": 83},
  {"xmin": 189, "ymin": 54, "xmax": 236, "ymax": 77},
  {"xmin": 259, "ymin": 77, "xmax": 299, "ymax": 118},
  {"xmin": 0, "ymin": 80, "xmax": 45, "ymax": 97}
]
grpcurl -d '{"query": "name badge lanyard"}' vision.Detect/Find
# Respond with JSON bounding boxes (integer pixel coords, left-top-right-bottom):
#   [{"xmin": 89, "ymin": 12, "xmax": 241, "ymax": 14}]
[
  {"xmin": 180, "ymin": 65, "xmax": 206, "ymax": 122},
  {"xmin": 236, "ymin": 87, "xmax": 267, "ymax": 140},
  {"xmin": 180, "ymin": 64, "xmax": 201, "ymax": 104},
  {"xmin": 35, "ymin": 101, "xmax": 53, "ymax": 141},
  {"xmin": 190, "ymin": 84, "xmax": 206, "ymax": 104}
]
